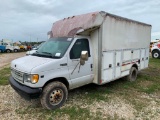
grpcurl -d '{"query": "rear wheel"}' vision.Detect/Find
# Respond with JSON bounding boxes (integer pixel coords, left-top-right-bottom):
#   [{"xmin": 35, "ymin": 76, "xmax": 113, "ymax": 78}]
[
  {"xmin": 14, "ymin": 49, "xmax": 18, "ymax": 52},
  {"xmin": 6, "ymin": 49, "xmax": 11, "ymax": 53},
  {"xmin": 152, "ymin": 50, "xmax": 160, "ymax": 58},
  {"xmin": 126, "ymin": 67, "xmax": 138, "ymax": 82},
  {"xmin": 0, "ymin": 49, "xmax": 2, "ymax": 53},
  {"xmin": 41, "ymin": 81, "xmax": 68, "ymax": 110}
]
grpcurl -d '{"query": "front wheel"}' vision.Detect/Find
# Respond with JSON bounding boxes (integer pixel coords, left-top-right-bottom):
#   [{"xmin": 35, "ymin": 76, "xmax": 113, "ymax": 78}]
[
  {"xmin": 126, "ymin": 67, "xmax": 138, "ymax": 82},
  {"xmin": 152, "ymin": 50, "xmax": 160, "ymax": 58},
  {"xmin": 6, "ymin": 49, "xmax": 11, "ymax": 53},
  {"xmin": 41, "ymin": 81, "xmax": 68, "ymax": 110}
]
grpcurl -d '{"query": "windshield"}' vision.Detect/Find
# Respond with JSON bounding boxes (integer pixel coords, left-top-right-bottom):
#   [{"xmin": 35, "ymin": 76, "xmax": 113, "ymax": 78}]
[
  {"xmin": 37, "ymin": 42, "xmax": 44, "ymax": 49},
  {"xmin": 33, "ymin": 37, "xmax": 73, "ymax": 58}
]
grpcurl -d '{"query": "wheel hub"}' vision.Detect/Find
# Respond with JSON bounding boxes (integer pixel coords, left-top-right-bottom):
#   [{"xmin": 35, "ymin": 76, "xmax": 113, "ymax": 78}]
[
  {"xmin": 49, "ymin": 89, "xmax": 63, "ymax": 105},
  {"xmin": 154, "ymin": 53, "xmax": 159, "ymax": 58}
]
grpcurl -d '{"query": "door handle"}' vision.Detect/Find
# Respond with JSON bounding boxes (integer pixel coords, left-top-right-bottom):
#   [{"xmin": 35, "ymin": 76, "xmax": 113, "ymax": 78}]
[
  {"xmin": 91, "ymin": 64, "xmax": 93, "ymax": 68},
  {"xmin": 60, "ymin": 63, "xmax": 67, "ymax": 66}
]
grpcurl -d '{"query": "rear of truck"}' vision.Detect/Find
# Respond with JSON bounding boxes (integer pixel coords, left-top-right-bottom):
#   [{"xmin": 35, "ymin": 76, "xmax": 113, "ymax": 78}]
[
  {"xmin": 100, "ymin": 13, "xmax": 151, "ymax": 84},
  {"xmin": 76, "ymin": 12, "xmax": 151, "ymax": 85}
]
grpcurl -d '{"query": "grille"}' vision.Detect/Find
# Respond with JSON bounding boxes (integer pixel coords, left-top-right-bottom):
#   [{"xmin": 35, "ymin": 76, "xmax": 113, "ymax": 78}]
[{"xmin": 11, "ymin": 69, "xmax": 24, "ymax": 82}]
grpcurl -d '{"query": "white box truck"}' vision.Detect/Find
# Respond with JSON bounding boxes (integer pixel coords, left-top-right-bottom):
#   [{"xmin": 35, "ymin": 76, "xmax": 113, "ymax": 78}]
[{"xmin": 9, "ymin": 11, "xmax": 151, "ymax": 110}]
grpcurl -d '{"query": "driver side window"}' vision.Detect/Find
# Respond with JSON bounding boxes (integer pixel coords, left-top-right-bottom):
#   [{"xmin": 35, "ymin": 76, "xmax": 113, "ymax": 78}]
[{"xmin": 70, "ymin": 39, "xmax": 90, "ymax": 59}]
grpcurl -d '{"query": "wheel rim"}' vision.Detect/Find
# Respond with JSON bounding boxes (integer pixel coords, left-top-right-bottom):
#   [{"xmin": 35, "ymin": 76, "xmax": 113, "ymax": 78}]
[
  {"xmin": 153, "ymin": 53, "xmax": 159, "ymax": 58},
  {"xmin": 49, "ymin": 88, "xmax": 64, "ymax": 105}
]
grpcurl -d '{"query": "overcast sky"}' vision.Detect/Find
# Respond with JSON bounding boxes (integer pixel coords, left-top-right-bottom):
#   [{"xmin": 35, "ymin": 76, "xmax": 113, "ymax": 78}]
[{"xmin": 0, "ymin": 0, "xmax": 160, "ymax": 42}]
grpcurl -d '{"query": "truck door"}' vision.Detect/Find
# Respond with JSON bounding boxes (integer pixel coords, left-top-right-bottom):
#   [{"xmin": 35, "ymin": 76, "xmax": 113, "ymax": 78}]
[{"xmin": 68, "ymin": 38, "xmax": 94, "ymax": 89}]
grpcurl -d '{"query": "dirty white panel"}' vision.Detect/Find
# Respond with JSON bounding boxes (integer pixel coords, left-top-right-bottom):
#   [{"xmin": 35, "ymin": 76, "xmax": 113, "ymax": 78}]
[
  {"xmin": 123, "ymin": 50, "xmax": 132, "ymax": 62},
  {"xmin": 140, "ymin": 49, "xmax": 145, "ymax": 69},
  {"xmin": 116, "ymin": 51, "xmax": 121, "ymax": 64},
  {"xmin": 115, "ymin": 67, "xmax": 121, "ymax": 78},
  {"xmin": 115, "ymin": 51, "xmax": 121, "ymax": 78},
  {"xmin": 102, "ymin": 15, "xmax": 151, "ymax": 51},
  {"xmin": 102, "ymin": 52, "xmax": 114, "ymax": 70},
  {"xmin": 145, "ymin": 48, "xmax": 149, "ymax": 68},
  {"xmin": 133, "ymin": 50, "xmax": 140, "ymax": 60},
  {"xmin": 102, "ymin": 69, "xmax": 113, "ymax": 83},
  {"xmin": 90, "ymin": 29, "xmax": 99, "ymax": 84},
  {"xmin": 121, "ymin": 64, "xmax": 132, "ymax": 72},
  {"xmin": 101, "ymin": 51, "xmax": 114, "ymax": 82},
  {"xmin": 121, "ymin": 70, "xmax": 130, "ymax": 77}
]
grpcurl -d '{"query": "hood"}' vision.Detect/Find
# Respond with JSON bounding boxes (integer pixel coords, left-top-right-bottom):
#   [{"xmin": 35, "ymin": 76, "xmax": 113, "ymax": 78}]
[{"xmin": 11, "ymin": 56, "xmax": 54, "ymax": 73}]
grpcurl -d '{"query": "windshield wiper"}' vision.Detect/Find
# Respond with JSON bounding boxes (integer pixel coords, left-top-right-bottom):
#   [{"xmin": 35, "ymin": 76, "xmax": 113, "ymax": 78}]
[{"xmin": 41, "ymin": 52, "xmax": 53, "ymax": 57}]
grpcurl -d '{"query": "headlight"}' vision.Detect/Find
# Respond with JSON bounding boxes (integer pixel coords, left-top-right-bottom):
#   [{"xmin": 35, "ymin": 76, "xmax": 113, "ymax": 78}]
[{"xmin": 23, "ymin": 74, "xmax": 39, "ymax": 84}]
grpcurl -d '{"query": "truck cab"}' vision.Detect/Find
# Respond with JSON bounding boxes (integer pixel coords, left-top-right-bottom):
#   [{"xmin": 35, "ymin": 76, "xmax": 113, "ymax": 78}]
[{"xmin": 10, "ymin": 36, "xmax": 92, "ymax": 109}]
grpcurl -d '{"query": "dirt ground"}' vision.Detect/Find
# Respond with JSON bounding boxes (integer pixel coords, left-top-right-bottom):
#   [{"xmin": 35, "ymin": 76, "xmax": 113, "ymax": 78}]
[{"xmin": 0, "ymin": 52, "xmax": 25, "ymax": 69}]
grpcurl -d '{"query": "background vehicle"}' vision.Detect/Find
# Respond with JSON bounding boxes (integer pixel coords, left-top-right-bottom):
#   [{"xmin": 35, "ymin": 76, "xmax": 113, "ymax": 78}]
[
  {"xmin": 9, "ymin": 11, "xmax": 151, "ymax": 110},
  {"xmin": 150, "ymin": 40, "xmax": 160, "ymax": 52},
  {"xmin": 151, "ymin": 42, "xmax": 160, "ymax": 58},
  {"xmin": 0, "ymin": 42, "xmax": 13, "ymax": 53},
  {"xmin": 26, "ymin": 42, "xmax": 44, "ymax": 55},
  {"xmin": 0, "ymin": 45, "xmax": 6, "ymax": 53},
  {"xmin": 19, "ymin": 45, "xmax": 27, "ymax": 51},
  {"xmin": 0, "ymin": 39, "xmax": 20, "ymax": 53}
]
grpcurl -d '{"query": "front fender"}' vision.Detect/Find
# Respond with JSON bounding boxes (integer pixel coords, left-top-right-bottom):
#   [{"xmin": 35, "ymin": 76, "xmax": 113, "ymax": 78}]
[{"xmin": 25, "ymin": 68, "xmax": 70, "ymax": 88}]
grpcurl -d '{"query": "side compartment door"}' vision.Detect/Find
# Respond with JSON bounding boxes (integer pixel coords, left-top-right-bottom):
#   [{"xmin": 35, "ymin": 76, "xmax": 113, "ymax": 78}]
[
  {"xmin": 140, "ymin": 49, "xmax": 145, "ymax": 69},
  {"xmin": 145, "ymin": 48, "xmax": 149, "ymax": 68},
  {"xmin": 68, "ymin": 38, "xmax": 93, "ymax": 89},
  {"xmin": 101, "ymin": 52, "xmax": 114, "ymax": 83},
  {"xmin": 115, "ymin": 51, "xmax": 121, "ymax": 78}
]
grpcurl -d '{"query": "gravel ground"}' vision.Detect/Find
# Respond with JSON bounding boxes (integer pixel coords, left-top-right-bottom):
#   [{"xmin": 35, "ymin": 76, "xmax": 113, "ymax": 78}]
[
  {"xmin": 0, "ymin": 85, "xmax": 41, "ymax": 120},
  {"xmin": 1, "ymin": 85, "xmax": 159, "ymax": 120},
  {"xmin": 0, "ymin": 53, "xmax": 159, "ymax": 119},
  {"xmin": 0, "ymin": 52, "xmax": 25, "ymax": 69}
]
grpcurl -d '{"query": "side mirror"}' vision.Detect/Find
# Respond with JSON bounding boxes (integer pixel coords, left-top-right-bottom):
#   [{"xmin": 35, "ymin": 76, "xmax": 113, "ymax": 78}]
[{"xmin": 80, "ymin": 51, "xmax": 88, "ymax": 65}]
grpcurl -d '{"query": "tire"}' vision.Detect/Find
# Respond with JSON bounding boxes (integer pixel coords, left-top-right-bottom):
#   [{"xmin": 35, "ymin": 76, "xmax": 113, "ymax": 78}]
[
  {"xmin": 14, "ymin": 49, "xmax": 18, "ymax": 52},
  {"xmin": 126, "ymin": 67, "xmax": 138, "ymax": 82},
  {"xmin": 0, "ymin": 49, "xmax": 2, "ymax": 53},
  {"xmin": 41, "ymin": 81, "xmax": 68, "ymax": 110},
  {"xmin": 152, "ymin": 50, "xmax": 160, "ymax": 58},
  {"xmin": 6, "ymin": 49, "xmax": 11, "ymax": 53}
]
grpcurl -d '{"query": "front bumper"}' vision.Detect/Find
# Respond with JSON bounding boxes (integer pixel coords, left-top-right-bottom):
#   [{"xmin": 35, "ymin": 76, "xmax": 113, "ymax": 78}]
[{"xmin": 9, "ymin": 76, "xmax": 42, "ymax": 99}]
